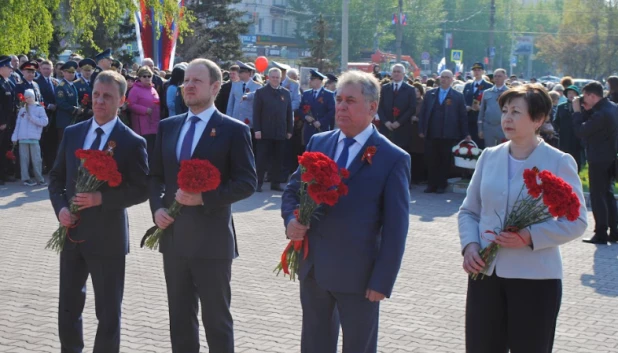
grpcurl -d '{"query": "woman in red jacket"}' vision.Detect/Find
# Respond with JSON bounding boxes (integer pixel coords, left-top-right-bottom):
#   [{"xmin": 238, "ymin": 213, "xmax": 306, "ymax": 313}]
[{"xmin": 128, "ymin": 66, "xmax": 161, "ymax": 156}]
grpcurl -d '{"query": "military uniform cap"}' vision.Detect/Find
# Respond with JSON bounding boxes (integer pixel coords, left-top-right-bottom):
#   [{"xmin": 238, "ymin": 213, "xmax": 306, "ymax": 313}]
[
  {"xmin": 271, "ymin": 61, "xmax": 290, "ymax": 70},
  {"xmin": 236, "ymin": 60, "xmax": 253, "ymax": 71},
  {"xmin": 471, "ymin": 62, "xmax": 485, "ymax": 70},
  {"xmin": 309, "ymin": 69, "xmax": 326, "ymax": 80},
  {"xmin": 0, "ymin": 56, "xmax": 12, "ymax": 69},
  {"xmin": 326, "ymin": 74, "xmax": 338, "ymax": 82},
  {"xmin": 111, "ymin": 59, "xmax": 122, "ymax": 69},
  {"xmin": 79, "ymin": 58, "xmax": 96, "ymax": 70},
  {"xmin": 61, "ymin": 61, "xmax": 78, "ymax": 73},
  {"xmin": 95, "ymin": 48, "xmax": 113, "ymax": 62},
  {"xmin": 20, "ymin": 60, "xmax": 39, "ymax": 71}
]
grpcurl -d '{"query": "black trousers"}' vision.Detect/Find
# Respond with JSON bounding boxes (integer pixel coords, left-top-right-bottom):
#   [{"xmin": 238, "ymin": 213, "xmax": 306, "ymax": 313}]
[
  {"xmin": 143, "ymin": 134, "xmax": 156, "ymax": 164},
  {"xmin": 163, "ymin": 255, "xmax": 234, "ymax": 353},
  {"xmin": 0, "ymin": 129, "xmax": 8, "ymax": 180},
  {"xmin": 40, "ymin": 116, "xmax": 58, "ymax": 172},
  {"xmin": 588, "ymin": 160, "xmax": 618, "ymax": 235},
  {"xmin": 410, "ymin": 152, "xmax": 427, "ymax": 184},
  {"xmin": 466, "ymin": 274, "xmax": 562, "ymax": 353},
  {"xmin": 257, "ymin": 138, "xmax": 286, "ymax": 185},
  {"xmin": 425, "ymin": 138, "xmax": 456, "ymax": 189},
  {"xmin": 59, "ymin": 248, "xmax": 126, "ymax": 353}
]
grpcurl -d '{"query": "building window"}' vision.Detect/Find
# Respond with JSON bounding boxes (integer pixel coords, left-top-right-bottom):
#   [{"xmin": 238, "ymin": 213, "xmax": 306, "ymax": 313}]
[
  {"xmin": 259, "ymin": 18, "xmax": 263, "ymax": 33},
  {"xmin": 272, "ymin": 19, "xmax": 276, "ymax": 34},
  {"xmin": 284, "ymin": 20, "xmax": 289, "ymax": 36}
]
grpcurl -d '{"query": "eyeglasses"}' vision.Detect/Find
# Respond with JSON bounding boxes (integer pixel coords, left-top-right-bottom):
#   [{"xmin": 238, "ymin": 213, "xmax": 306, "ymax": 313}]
[{"xmin": 141, "ymin": 75, "xmax": 152, "ymax": 78}]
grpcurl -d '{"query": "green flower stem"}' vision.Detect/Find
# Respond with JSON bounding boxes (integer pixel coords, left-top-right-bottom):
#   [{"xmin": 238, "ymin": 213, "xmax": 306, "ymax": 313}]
[{"xmin": 143, "ymin": 201, "xmax": 183, "ymax": 250}]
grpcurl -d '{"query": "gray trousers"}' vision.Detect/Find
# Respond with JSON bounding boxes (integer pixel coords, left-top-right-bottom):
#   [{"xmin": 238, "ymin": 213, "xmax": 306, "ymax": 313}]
[
  {"xmin": 19, "ymin": 142, "xmax": 43, "ymax": 182},
  {"xmin": 482, "ymin": 123, "xmax": 505, "ymax": 147}
]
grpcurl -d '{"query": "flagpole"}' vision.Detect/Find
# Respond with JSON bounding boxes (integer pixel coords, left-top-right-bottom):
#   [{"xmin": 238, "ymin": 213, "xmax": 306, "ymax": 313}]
[
  {"xmin": 341, "ymin": 0, "xmax": 349, "ymax": 71},
  {"xmin": 395, "ymin": 0, "xmax": 403, "ymax": 63}
]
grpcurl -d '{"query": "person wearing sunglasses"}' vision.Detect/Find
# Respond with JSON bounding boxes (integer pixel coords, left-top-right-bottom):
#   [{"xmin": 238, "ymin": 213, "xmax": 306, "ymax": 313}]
[{"xmin": 128, "ymin": 66, "xmax": 161, "ymax": 157}]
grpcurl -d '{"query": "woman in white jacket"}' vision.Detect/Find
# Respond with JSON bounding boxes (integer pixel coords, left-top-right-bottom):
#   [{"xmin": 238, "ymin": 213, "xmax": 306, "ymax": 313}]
[{"xmin": 11, "ymin": 89, "xmax": 48, "ymax": 186}]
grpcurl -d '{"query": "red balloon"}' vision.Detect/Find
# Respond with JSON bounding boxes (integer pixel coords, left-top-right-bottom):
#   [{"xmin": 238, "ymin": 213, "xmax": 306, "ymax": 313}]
[{"xmin": 255, "ymin": 56, "xmax": 269, "ymax": 72}]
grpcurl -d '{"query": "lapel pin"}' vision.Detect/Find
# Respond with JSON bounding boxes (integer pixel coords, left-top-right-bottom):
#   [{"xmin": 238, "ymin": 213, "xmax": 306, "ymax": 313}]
[{"xmin": 210, "ymin": 128, "xmax": 216, "ymax": 137}]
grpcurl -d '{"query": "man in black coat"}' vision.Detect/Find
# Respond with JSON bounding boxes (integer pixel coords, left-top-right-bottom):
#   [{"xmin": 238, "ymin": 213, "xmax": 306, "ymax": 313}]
[
  {"xmin": 573, "ymin": 81, "xmax": 618, "ymax": 244},
  {"xmin": 377, "ymin": 63, "xmax": 417, "ymax": 150},
  {"xmin": 253, "ymin": 67, "xmax": 293, "ymax": 192},
  {"xmin": 36, "ymin": 59, "xmax": 60, "ymax": 173},
  {"xmin": 0, "ymin": 56, "xmax": 17, "ymax": 185},
  {"xmin": 418, "ymin": 70, "xmax": 470, "ymax": 194},
  {"xmin": 49, "ymin": 71, "xmax": 149, "ymax": 353},
  {"xmin": 215, "ymin": 64, "xmax": 239, "ymax": 113}
]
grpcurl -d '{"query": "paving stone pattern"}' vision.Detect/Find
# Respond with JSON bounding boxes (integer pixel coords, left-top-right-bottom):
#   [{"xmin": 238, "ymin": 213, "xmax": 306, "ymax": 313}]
[{"xmin": 0, "ymin": 183, "xmax": 616, "ymax": 353}]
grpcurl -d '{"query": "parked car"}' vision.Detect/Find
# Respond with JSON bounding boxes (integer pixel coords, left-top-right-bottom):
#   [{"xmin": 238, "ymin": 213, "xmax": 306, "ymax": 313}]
[{"xmin": 572, "ymin": 78, "xmax": 597, "ymax": 89}]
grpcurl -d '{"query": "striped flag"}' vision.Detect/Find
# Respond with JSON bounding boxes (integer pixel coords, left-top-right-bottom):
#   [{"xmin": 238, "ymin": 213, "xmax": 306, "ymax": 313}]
[
  {"xmin": 392, "ymin": 14, "xmax": 397, "ymax": 25},
  {"xmin": 134, "ymin": 0, "xmax": 185, "ymax": 70}
]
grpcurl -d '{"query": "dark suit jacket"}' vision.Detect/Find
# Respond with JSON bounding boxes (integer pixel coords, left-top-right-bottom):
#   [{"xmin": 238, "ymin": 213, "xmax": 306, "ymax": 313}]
[
  {"xmin": 48, "ymin": 118, "xmax": 150, "ymax": 255},
  {"xmin": 377, "ymin": 82, "xmax": 417, "ymax": 148},
  {"xmin": 215, "ymin": 80, "xmax": 233, "ymax": 113},
  {"xmin": 149, "ymin": 110, "xmax": 257, "ymax": 259},
  {"xmin": 253, "ymin": 84, "xmax": 293, "ymax": 140},
  {"xmin": 463, "ymin": 80, "xmax": 493, "ymax": 107},
  {"xmin": 418, "ymin": 87, "xmax": 469, "ymax": 139},
  {"xmin": 16, "ymin": 80, "xmax": 43, "ymax": 104},
  {"xmin": 297, "ymin": 88, "xmax": 336, "ymax": 144},
  {"xmin": 281, "ymin": 127, "xmax": 410, "ymax": 297},
  {"xmin": 35, "ymin": 75, "xmax": 58, "ymax": 106},
  {"xmin": 573, "ymin": 97, "xmax": 618, "ymax": 163}
]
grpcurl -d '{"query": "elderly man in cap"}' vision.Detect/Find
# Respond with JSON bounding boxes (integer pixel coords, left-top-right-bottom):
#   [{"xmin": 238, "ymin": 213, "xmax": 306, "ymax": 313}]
[
  {"xmin": 16, "ymin": 61, "xmax": 43, "ymax": 104},
  {"xmin": 463, "ymin": 62, "xmax": 493, "ymax": 148},
  {"xmin": 325, "ymin": 74, "xmax": 338, "ymax": 93},
  {"xmin": 74, "ymin": 59, "xmax": 96, "ymax": 123},
  {"xmin": 90, "ymin": 48, "xmax": 113, "ymax": 86},
  {"xmin": 226, "ymin": 61, "xmax": 261, "ymax": 140},
  {"xmin": 55, "ymin": 61, "xmax": 83, "ymax": 142},
  {"xmin": 297, "ymin": 69, "xmax": 335, "ymax": 145},
  {"xmin": 0, "ymin": 56, "xmax": 17, "ymax": 185}
]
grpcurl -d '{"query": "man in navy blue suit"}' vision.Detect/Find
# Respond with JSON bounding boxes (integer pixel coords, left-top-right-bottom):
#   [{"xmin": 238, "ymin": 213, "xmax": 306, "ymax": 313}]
[
  {"xmin": 48, "ymin": 71, "xmax": 149, "ymax": 353},
  {"xmin": 297, "ymin": 69, "xmax": 335, "ymax": 145},
  {"xmin": 281, "ymin": 70, "xmax": 410, "ymax": 353},
  {"xmin": 149, "ymin": 58, "xmax": 257, "ymax": 353}
]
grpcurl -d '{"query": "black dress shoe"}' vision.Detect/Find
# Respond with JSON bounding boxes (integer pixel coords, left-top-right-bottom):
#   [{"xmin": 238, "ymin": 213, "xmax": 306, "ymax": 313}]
[
  {"xmin": 436, "ymin": 187, "xmax": 446, "ymax": 194},
  {"xmin": 582, "ymin": 234, "xmax": 609, "ymax": 244},
  {"xmin": 271, "ymin": 184, "xmax": 284, "ymax": 192},
  {"xmin": 609, "ymin": 233, "xmax": 618, "ymax": 243},
  {"xmin": 424, "ymin": 187, "xmax": 436, "ymax": 193}
]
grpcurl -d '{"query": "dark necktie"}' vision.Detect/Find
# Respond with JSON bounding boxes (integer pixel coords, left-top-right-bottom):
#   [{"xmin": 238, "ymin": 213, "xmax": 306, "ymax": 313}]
[
  {"xmin": 89, "ymin": 127, "xmax": 104, "ymax": 150},
  {"xmin": 242, "ymin": 82, "xmax": 246, "ymax": 94},
  {"xmin": 179, "ymin": 116, "xmax": 200, "ymax": 161},
  {"xmin": 47, "ymin": 78, "xmax": 54, "ymax": 94},
  {"xmin": 337, "ymin": 137, "xmax": 356, "ymax": 169},
  {"xmin": 394, "ymin": 83, "xmax": 399, "ymax": 94},
  {"xmin": 313, "ymin": 90, "xmax": 318, "ymax": 100}
]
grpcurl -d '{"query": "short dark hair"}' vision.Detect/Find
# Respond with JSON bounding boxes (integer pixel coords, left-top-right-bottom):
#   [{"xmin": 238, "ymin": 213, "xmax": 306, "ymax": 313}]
[
  {"xmin": 426, "ymin": 78, "xmax": 435, "ymax": 87},
  {"xmin": 582, "ymin": 81, "xmax": 604, "ymax": 98},
  {"xmin": 498, "ymin": 83, "xmax": 552, "ymax": 123},
  {"xmin": 229, "ymin": 65, "xmax": 240, "ymax": 72},
  {"xmin": 560, "ymin": 76, "xmax": 573, "ymax": 88}
]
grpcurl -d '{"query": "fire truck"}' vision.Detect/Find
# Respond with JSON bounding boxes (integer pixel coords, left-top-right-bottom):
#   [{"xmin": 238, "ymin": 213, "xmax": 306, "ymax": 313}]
[{"xmin": 347, "ymin": 49, "xmax": 421, "ymax": 78}]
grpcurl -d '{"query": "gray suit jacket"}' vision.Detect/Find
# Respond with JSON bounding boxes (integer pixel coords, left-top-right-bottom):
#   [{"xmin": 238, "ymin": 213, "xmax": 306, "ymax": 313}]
[
  {"xmin": 226, "ymin": 80, "xmax": 262, "ymax": 127},
  {"xmin": 478, "ymin": 86, "xmax": 508, "ymax": 132},
  {"xmin": 458, "ymin": 140, "xmax": 587, "ymax": 279},
  {"xmin": 282, "ymin": 78, "xmax": 301, "ymax": 110}
]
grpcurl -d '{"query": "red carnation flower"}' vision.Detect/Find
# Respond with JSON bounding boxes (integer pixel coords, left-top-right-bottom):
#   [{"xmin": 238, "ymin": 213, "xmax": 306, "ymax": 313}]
[
  {"xmin": 178, "ymin": 159, "xmax": 221, "ymax": 193},
  {"xmin": 5, "ymin": 151, "xmax": 16, "ymax": 161},
  {"xmin": 393, "ymin": 107, "xmax": 400, "ymax": 117}
]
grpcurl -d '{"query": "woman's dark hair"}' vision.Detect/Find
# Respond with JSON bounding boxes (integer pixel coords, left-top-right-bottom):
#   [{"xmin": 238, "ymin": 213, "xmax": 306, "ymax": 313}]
[
  {"xmin": 426, "ymin": 78, "xmax": 435, "ymax": 87},
  {"xmin": 169, "ymin": 66, "xmax": 185, "ymax": 86},
  {"xmin": 498, "ymin": 83, "xmax": 552, "ymax": 123},
  {"xmin": 413, "ymin": 82, "xmax": 424, "ymax": 96},
  {"xmin": 608, "ymin": 76, "xmax": 618, "ymax": 103}
]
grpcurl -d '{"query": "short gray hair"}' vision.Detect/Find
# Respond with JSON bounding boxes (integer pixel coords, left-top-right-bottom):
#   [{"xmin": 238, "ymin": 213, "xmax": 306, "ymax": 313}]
[
  {"xmin": 268, "ymin": 67, "xmax": 282, "ymax": 76},
  {"xmin": 336, "ymin": 70, "xmax": 380, "ymax": 103},
  {"xmin": 188, "ymin": 58, "xmax": 222, "ymax": 84},
  {"xmin": 94, "ymin": 70, "xmax": 127, "ymax": 97},
  {"xmin": 494, "ymin": 68, "xmax": 507, "ymax": 76},
  {"xmin": 391, "ymin": 63, "xmax": 406, "ymax": 74},
  {"xmin": 142, "ymin": 58, "xmax": 154, "ymax": 67}
]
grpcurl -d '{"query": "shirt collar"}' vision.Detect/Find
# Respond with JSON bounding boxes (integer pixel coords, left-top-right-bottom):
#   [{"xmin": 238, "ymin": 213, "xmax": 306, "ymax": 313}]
[
  {"xmin": 474, "ymin": 79, "xmax": 484, "ymax": 85},
  {"xmin": 495, "ymin": 84, "xmax": 506, "ymax": 91},
  {"xmin": 90, "ymin": 117, "xmax": 118, "ymax": 137},
  {"xmin": 439, "ymin": 87, "xmax": 450, "ymax": 94},
  {"xmin": 338, "ymin": 123, "xmax": 374, "ymax": 147},
  {"xmin": 187, "ymin": 104, "xmax": 216, "ymax": 124},
  {"xmin": 313, "ymin": 87, "xmax": 323, "ymax": 94}
]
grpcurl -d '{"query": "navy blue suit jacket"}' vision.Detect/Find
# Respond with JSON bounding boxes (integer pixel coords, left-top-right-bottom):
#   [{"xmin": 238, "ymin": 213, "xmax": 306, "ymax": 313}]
[
  {"xmin": 418, "ymin": 88, "xmax": 469, "ymax": 139},
  {"xmin": 149, "ymin": 110, "xmax": 257, "ymax": 259},
  {"xmin": 297, "ymin": 88, "xmax": 335, "ymax": 144},
  {"xmin": 48, "ymin": 118, "xmax": 150, "ymax": 255},
  {"xmin": 281, "ymin": 127, "xmax": 411, "ymax": 297}
]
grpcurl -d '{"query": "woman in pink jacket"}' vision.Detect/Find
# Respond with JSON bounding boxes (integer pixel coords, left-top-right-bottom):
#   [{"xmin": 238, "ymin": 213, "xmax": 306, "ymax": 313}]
[{"xmin": 128, "ymin": 66, "xmax": 161, "ymax": 156}]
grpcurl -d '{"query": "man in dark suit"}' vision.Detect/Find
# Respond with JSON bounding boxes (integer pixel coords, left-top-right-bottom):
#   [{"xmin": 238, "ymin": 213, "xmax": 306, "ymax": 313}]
[
  {"xmin": 297, "ymin": 69, "xmax": 335, "ymax": 145},
  {"xmin": 214, "ymin": 64, "xmax": 238, "ymax": 113},
  {"xmin": 35, "ymin": 59, "xmax": 59, "ymax": 173},
  {"xmin": 149, "ymin": 58, "xmax": 257, "ymax": 353},
  {"xmin": 282, "ymin": 70, "xmax": 410, "ymax": 353},
  {"xmin": 0, "ymin": 56, "xmax": 17, "ymax": 185},
  {"xmin": 463, "ymin": 62, "xmax": 493, "ymax": 148},
  {"xmin": 418, "ymin": 70, "xmax": 470, "ymax": 194},
  {"xmin": 48, "ymin": 71, "xmax": 149, "ymax": 353},
  {"xmin": 253, "ymin": 67, "xmax": 293, "ymax": 192},
  {"xmin": 16, "ymin": 61, "xmax": 43, "ymax": 103},
  {"xmin": 377, "ymin": 63, "xmax": 417, "ymax": 149},
  {"xmin": 573, "ymin": 81, "xmax": 618, "ymax": 244}
]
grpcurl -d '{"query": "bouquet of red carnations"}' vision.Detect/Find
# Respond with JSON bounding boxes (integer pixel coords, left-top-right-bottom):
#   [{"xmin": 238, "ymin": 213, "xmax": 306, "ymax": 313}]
[
  {"xmin": 141, "ymin": 159, "xmax": 221, "ymax": 250},
  {"xmin": 472, "ymin": 166, "xmax": 581, "ymax": 280},
  {"xmin": 274, "ymin": 152, "xmax": 349, "ymax": 281},
  {"xmin": 46, "ymin": 144, "xmax": 122, "ymax": 253}
]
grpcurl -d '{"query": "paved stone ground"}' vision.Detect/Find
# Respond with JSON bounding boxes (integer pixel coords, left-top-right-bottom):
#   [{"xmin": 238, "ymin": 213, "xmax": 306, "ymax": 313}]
[{"xmin": 0, "ymin": 181, "xmax": 617, "ymax": 353}]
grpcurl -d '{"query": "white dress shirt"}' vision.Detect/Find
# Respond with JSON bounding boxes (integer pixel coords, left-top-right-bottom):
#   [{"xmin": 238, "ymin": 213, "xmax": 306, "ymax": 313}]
[
  {"xmin": 176, "ymin": 105, "xmax": 216, "ymax": 161},
  {"xmin": 83, "ymin": 117, "xmax": 118, "ymax": 150},
  {"xmin": 333, "ymin": 124, "xmax": 374, "ymax": 169},
  {"xmin": 312, "ymin": 87, "xmax": 323, "ymax": 97},
  {"xmin": 392, "ymin": 81, "xmax": 403, "ymax": 91}
]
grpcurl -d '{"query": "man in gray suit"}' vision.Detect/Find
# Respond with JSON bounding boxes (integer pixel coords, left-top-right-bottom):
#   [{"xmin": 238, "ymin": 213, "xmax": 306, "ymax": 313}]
[
  {"xmin": 478, "ymin": 69, "xmax": 508, "ymax": 147},
  {"xmin": 253, "ymin": 68, "xmax": 293, "ymax": 192},
  {"xmin": 149, "ymin": 58, "xmax": 257, "ymax": 353},
  {"xmin": 225, "ymin": 61, "xmax": 261, "ymax": 129}
]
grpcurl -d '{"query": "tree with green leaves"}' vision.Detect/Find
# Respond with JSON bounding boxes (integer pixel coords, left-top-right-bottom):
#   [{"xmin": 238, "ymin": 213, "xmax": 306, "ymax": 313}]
[
  {"xmin": 175, "ymin": 0, "xmax": 249, "ymax": 63},
  {"xmin": 0, "ymin": 0, "xmax": 189, "ymax": 56},
  {"xmin": 299, "ymin": 14, "xmax": 337, "ymax": 72}
]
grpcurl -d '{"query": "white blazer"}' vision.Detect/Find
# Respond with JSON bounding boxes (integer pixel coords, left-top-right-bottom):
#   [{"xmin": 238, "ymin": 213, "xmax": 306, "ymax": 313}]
[{"xmin": 458, "ymin": 140, "xmax": 588, "ymax": 279}]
